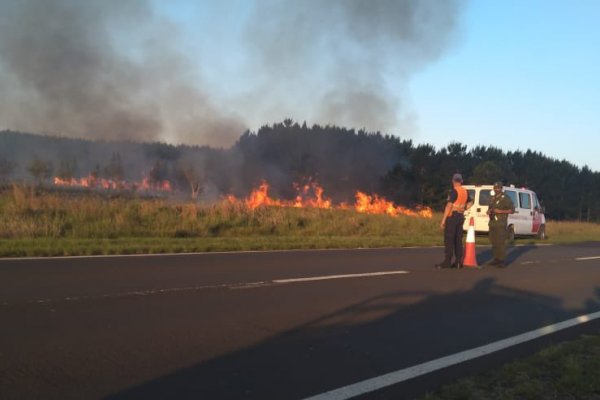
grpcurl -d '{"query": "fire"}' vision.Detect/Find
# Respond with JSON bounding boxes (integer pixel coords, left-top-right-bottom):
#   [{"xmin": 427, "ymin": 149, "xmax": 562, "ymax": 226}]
[
  {"xmin": 245, "ymin": 181, "xmax": 284, "ymax": 209},
  {"xmin": 53, "ymin": 174, "xmax": 172, "ymax": 192},
  {"xmin": 53, "ymin": 173, "xmax": 432, "ymax": 218},
  {"xmin": 355, "ymin": 192, "xmax": 433, "ymax": 218},
  {"xmin": 138, "ymin": 177, "xmax": 172, "ymax": 192},
  {"xmin": 293, "ymin": 180, "xmax": 332, "ymax": 209},
  {"xmin": 230, "ymin": 180, "xmax": 432, "ymax": 218},
  {"xmin": 241, "ymin": 180, "xmax": 333, "ymax": 210}
]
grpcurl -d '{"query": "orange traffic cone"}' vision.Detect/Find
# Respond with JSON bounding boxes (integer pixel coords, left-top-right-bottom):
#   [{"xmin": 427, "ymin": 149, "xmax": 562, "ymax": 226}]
[{"xmin": 463, "ymin": 217, "xmax": 478, "ymax": 268}]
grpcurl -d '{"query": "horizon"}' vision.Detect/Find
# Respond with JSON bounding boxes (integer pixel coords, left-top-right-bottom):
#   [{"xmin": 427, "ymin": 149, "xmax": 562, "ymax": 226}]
[
  {"xmin": 1, "ymin": 125, "xmax": 595, "ymax": 175},
  {"xmin": 0, "ymin": 1, "xmax": 598, "ymax": 170}
]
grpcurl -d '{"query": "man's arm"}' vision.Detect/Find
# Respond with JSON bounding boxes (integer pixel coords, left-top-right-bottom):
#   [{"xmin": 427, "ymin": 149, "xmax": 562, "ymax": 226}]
[
  {"xmin": 441, "ymin": 189, "xmax": 457, "ymax": 229},
  {"xmin": 440, "ymin": 201, "xmax": 453, "ymax": 229},
  {"xmin": 495, "ymin": 197, "xmax": 515, "ymax": 214}
]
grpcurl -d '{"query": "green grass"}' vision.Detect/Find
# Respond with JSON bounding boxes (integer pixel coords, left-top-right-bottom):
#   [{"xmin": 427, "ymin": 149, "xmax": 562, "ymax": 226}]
[
  {"xmin": 420, "ymin": 332, "xmax": 600, "ymax": 400},
  {"xmin": 0, "ymin": 235, "xmax": 442, "ymax": 257},
  {"xmin": 537, "ymin": 220, "xmax": 600, "ymax": 244}
]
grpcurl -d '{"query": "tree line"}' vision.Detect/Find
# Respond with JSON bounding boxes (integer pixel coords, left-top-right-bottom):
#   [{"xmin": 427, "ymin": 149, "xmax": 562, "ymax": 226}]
[{"xmin": 1, "ymin": 123, "xmax": 598, "ymax": 221}]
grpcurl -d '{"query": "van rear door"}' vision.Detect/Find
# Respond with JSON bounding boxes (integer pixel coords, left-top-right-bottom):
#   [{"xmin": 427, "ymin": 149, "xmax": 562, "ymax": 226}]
[
  {"xmin": 471, "ymin": 188, "xmax": 491, "ymax": 232},
  {"xmin": 515, "ymin": 191, "xmax": 533, "ymax": 235}
]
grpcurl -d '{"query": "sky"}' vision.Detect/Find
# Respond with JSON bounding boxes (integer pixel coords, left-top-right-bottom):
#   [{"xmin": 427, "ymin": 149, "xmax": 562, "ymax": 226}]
[
  {"xmin": 1, "ymin": 0, "xmax": 599, "ymax": 171},
  {"xmin": 409, "ymin": 0, "xmax": 600, "ymax": 171}
]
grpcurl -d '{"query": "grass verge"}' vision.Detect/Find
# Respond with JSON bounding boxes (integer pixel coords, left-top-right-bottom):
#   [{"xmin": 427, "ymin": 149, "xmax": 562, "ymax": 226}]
[
  {"xmin": 420, "ymin": 331, "xmax": 600, "ymax": 400},
  {"xmin": 0, "ymin": 235, "xmax": 443, "ymax": 257}
]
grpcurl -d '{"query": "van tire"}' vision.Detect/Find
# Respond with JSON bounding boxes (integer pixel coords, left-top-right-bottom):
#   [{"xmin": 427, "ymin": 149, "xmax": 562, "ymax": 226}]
[
  {"xmin": 507, "ymin": 225, "xmax": 515, "ymax": 244},
  {"xmin": 536, "ymin": 224, "xmax": 546, "ymax": 240}
]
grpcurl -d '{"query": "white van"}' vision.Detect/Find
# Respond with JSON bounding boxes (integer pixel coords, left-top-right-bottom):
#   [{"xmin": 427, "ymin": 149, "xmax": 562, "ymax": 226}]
[{"xmin": 462, "ymin": 185, "xmax": 546, "ymax": 241}]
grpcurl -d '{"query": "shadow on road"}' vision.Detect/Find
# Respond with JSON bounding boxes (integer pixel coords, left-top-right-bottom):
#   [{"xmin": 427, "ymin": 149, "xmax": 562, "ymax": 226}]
[
  {"xmin": 107, "ymin": 276, "xmax": 600, "ymax": 400},
  {"xmin": 476, "ymin": 243, "xmax": 537, "ymax": 266},
  {"xmin": 505, "ymin": 244, "xmax": 538, "ymax": 265}
]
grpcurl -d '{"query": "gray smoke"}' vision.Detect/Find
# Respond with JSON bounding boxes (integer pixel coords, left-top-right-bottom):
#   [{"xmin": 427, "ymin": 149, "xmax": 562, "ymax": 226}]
[
  {"xmin": 0, "ymin": 0, "xmax": 244, "ymax": 147},
  {"xmin": 242, "ymin": 0, "xmax": 464, "ymax": 134},
  {"xmin": 0, "ymin": 0, "xmax": 464, "ymax": 146}
]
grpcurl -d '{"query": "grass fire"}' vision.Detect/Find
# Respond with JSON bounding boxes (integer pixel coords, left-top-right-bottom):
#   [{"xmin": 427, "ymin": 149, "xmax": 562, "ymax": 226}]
[
  {"xmin": 0, "ymin": 181, "xmax": 439, "ymax": 257},
  {"xmin": 226, "ymin": 180, "xmax": 432, "ymax": 218},
  {"xmin": 51, "ymin": 171, "xmax": 433, "ymax": 218},
  {"xmin": 53, "ymin": 175, "xmax": 173, "ymax": 192}
]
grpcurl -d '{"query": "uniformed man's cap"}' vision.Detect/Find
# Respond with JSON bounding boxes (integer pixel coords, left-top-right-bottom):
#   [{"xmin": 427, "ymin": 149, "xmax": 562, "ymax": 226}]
[
  {"xmin": 493, "ymin": 181, "xmax": 503, "ymax": 189},
  {"xmin": 452, "ymin": 173, "xmax": 463, "ymax": 183}
]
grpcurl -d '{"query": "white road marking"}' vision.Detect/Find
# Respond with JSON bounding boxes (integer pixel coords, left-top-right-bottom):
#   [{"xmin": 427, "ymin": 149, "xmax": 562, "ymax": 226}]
[
  {"xmin": 273, "ymin": 271, "xmax": 409, "ymax": 284},
  {"xmin": 303, "ymin": 311, "xmax": 600, "ymax": 400},
  {"xmin": 5, "ymin": 270, "xmax": 409, "ymax": 305},
  {"xmin": 576, "ymin": 256, "xmax": 600, "ymax": 261}
]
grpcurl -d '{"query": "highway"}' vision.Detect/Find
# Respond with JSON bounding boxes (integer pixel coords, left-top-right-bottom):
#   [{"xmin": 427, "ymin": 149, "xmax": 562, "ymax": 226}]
[{"xmin": 2, "ymin": 243, "xmax": 600, "ymax": 399}]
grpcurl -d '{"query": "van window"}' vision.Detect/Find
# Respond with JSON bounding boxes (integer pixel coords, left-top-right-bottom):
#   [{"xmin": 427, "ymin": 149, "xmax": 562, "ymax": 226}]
[
  {"xmin": 479, "ymin": 190, "xmax": 491, "ymax": 206},
  {"xmin": 467, "ymin": 189, "xmax": 475, "ymax": 204},
  {"xmin": 505, "ymin": 190, "xmax": 517, "ymax": 207},
  {"xmin": 519, "ymin": 192, "xmax": 532, "ymax": 209}
]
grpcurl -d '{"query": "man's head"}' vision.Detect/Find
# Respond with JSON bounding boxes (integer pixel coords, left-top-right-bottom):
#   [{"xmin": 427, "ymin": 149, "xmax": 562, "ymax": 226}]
[
  {"xmin": 493, "ymin": 181, "xmax": 503, "ymax": 193},
  {"xmin": 452, "ymin": 173, "xmax": 463, "ymax": 184}
]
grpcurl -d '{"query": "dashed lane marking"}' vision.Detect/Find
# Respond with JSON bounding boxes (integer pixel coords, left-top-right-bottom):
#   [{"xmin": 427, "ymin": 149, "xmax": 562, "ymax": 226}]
[
  {"xmin": 303, "ymin": 311, "xmax": 600, "ymax": 400},
  {"xmin": 273, "ymin": 271, "xmax": 408, "ymax": 284},
  {"xmin": 576, "ymin": 256, "xmax": 600, "ymax": 261},
  {"xmin": 3, "ymin": 270, "xmax": 409, "ymax": 305}
]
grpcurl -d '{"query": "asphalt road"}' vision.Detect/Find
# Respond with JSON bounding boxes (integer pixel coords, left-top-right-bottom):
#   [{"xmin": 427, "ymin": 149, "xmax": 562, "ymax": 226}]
[{"xmin": 2, "ymin": 243, "xmax": 600, "ymax": 399}]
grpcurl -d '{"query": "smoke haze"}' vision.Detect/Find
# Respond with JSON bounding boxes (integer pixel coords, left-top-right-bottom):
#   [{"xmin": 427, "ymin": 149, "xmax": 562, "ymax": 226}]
[
  {"xmin": 0, "ymin": 0, "xmax": 244, "ymax": 147},
  {"xmin": 0, "ymin": 0, "xmax": 464, "ymax": 145}
]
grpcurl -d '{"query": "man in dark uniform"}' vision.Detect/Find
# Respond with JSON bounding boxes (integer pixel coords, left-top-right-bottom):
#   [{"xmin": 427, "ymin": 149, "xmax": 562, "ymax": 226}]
[
  {"xmin": 435, "ymin": 173, "xmax": 473, "ymax": 269},
  {"xmin": 487, "ymin": 181, "xmax": 515, "ymax": 267}
]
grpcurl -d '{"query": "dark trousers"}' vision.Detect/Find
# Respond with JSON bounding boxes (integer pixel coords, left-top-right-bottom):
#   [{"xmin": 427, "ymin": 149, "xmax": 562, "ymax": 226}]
[
  {"xmin": 489, "ymin": 224, "xmax": 508, "ymax": 261},
  {"xmin": 444, "ymin": 213, "xmax": 465, "ymax": 264}
]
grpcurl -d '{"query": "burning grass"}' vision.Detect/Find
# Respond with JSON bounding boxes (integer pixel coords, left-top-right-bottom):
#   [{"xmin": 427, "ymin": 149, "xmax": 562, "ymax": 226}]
[
  {"xmin": 231, "ymin": 180, "xmax": 433, "ymax": 218},
  {"xmin": 0, "ymin": 184, "xmax": 441, "ymax": 256}
]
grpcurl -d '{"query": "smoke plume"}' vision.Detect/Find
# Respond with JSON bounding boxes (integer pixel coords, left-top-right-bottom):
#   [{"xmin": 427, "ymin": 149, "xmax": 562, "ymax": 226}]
[
  {"xmin": 242, "ymin": 0, "xmax": 464, "ymax": 134},
  {"xmin": 0, "ymin": 0, "xmax": 244, "ymax": 147},
  {"xmin": 0, "ymin": 0, "xmax": 464, "ymax": 145}
]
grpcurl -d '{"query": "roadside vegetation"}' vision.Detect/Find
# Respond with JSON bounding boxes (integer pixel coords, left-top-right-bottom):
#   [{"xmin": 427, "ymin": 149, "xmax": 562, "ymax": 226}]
[
  {"xmin": 0, "ymin": 185, "xmax": 440, "ymax": 257},
  {"xmin": 1, "ymin": 185, "xmax": 600, "ymax": 257},
  {"xmin": 420, "ymin": 332, "xmax": 600, "ymax": 400}
]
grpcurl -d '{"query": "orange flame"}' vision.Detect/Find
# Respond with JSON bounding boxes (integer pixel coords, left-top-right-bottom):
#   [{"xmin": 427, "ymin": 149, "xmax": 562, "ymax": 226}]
[
  {"xmin": 354, "ymin": 192, "xmax": 432, "ymax": 218},
  {"xmin": 54, "ymin": 174, "xmax": 431, "ymax": 217},
  {"xmin": 245, "ymin": 181, "xmax": 284, "ymax": 209},
  {"xmin": 292, "ymin": 181, "xmax": 332, "ymax": 209},
  {"xmin": 53, "ymin": 174, "xmax": 172, "ymax": 192},
  {"xmin": 228, "ymin": 180, "xmax": 431, "ymax": 218}
]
